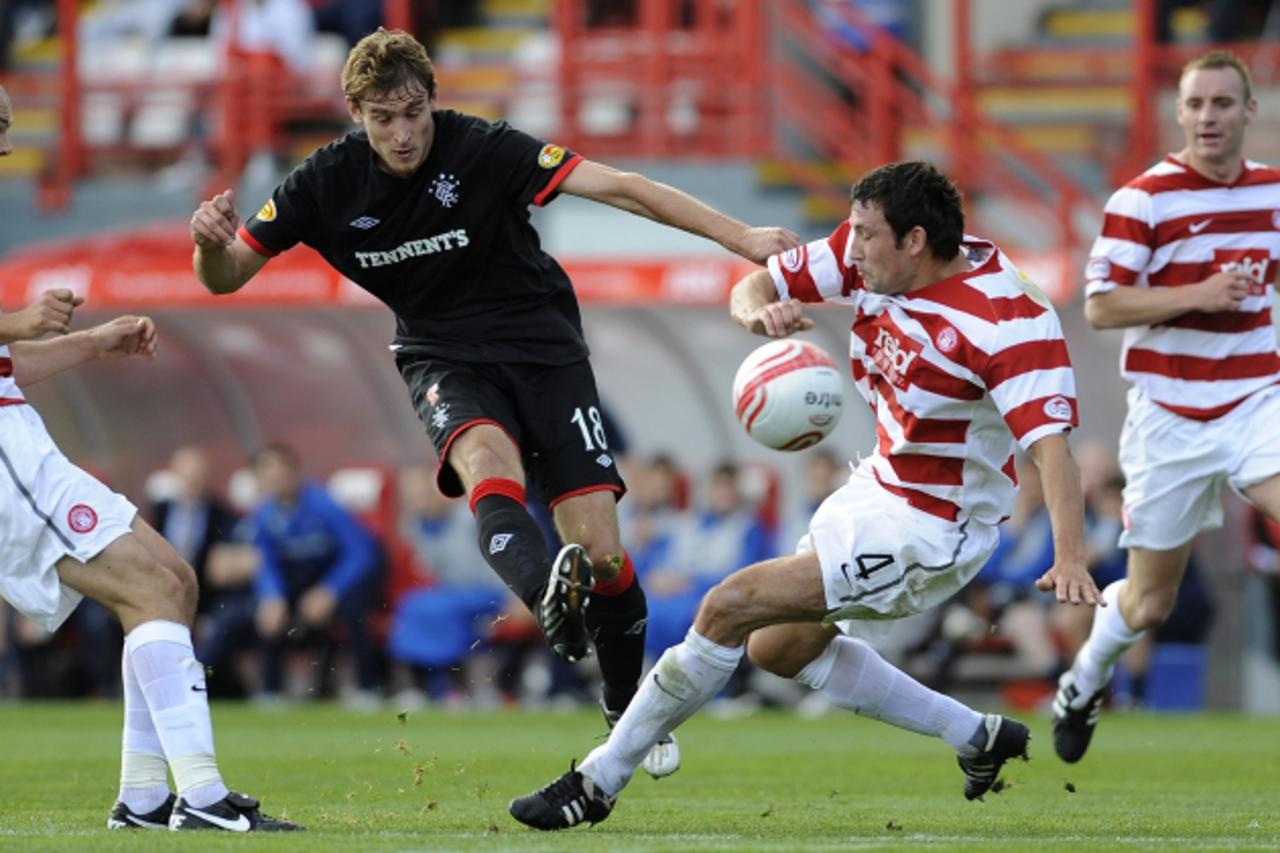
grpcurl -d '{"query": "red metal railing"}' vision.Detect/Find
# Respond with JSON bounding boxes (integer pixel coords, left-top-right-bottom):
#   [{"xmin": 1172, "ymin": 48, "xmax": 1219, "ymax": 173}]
[
  {"xmin": 40, "ymin": 0, "xmax": 415, "ymax": 208},
  {"xmin": 552, "ymin": 0, "xmax": 767, "ymax": 159}
]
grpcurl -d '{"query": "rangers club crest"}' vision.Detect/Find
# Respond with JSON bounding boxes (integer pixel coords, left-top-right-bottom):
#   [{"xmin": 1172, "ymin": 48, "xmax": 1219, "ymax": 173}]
[
  {"xmin": 430, "ymin": 174, "xmax": 461, "ymax": 208},
  {"xmin": 67, "ymin": 503, "xmax": 98, "ymax": 533}
]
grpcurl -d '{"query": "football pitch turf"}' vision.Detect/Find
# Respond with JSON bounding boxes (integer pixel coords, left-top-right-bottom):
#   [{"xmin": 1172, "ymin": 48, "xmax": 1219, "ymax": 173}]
[{"xmin": 1, "ymin": 703, "xmax": 1278, "ymax": 851}]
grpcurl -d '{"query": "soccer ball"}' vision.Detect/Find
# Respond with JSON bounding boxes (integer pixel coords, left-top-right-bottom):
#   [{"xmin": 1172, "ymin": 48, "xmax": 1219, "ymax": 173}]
[{"xmin": 732, "ymin": 339, "xmax": 843, "ymax": 451}]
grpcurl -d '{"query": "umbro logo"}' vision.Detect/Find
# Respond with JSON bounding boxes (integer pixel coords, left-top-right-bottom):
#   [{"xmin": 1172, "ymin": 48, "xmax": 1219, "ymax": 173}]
[
  {"xmin": 1188, "ymin": 219, "xmax": 1212, "ymax": 234},
  {"xmin": 489, "ymin": 533, "xmax": 514, "ymax": 554},
  {"xmin": 350, "ymin": 216, "xmax": 381, "ymax": 230},
  {"xmin": 595, "ymin": 454, "xmax": 614, "ymax": 468}
]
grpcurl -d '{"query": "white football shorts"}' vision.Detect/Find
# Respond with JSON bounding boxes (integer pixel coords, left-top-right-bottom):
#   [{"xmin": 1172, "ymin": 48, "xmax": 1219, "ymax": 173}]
[
  {"xmin": 797, "ymin": 464, "xmax": 999, "ymax": 647},
  {"xmin": 1118, "ymin": 383, "xmax": 1280, "ymax": 550},
  {"xmin": 0, "ymin": 405, "xmax": 136, "ymax": 631}
]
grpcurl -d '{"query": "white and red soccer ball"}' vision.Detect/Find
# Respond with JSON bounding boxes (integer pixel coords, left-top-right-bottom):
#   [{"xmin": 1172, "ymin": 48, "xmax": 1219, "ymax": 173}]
[{"xmin": 733, "ymin": 339, "xmax": 844, "ymax": 451}]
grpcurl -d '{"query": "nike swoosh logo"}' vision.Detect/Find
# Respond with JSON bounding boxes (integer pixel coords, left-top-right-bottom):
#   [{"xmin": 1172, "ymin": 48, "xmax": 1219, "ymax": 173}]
[
  {"xmin": 1188, "ymin": 219, "xmax": 1212, "ymax": 234},
  {"xmin": 183, "ymin": 806, "xmax": 251, "ymax": 831},
  {"xmin": 123, "ymin": 813, "xmax": 167, "ymax": 829},
  {"xmin": 191, "ymin": 684, "xmax": 207, "ymax": 692}
]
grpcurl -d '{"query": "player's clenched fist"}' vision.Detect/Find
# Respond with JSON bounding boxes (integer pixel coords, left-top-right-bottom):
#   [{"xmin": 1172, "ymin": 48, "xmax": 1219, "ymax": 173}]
[
  {"xmin": 89, "ymin": 315, "xmax": 158, "ymax": 360},
  {"xmin": 1195, "ymin": 270, "xmax": 1253, "ymax": 313},
  {"xmin": 190, "ymin": 188, "xmax": 240, "ymax": 248},
  {"xmin": 746, "ymin": 298, "xmax": 813, "ymax": 339},
  {"xmin": 739, "ymin": 226, "xmax": 801, "ymax": 265},
  {"xmin": 10, "ymin": 288, "xmax": 84, "ymax": 339}
]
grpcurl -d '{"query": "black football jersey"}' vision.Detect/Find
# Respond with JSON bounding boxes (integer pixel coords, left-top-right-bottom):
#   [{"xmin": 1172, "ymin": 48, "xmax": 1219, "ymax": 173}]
[{"xmin": 241, "ymin": 110, "xmax": 588, "ymax": 365}]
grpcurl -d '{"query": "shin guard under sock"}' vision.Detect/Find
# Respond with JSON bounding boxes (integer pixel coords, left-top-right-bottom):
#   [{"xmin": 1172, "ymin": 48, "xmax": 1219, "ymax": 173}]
[{"xmin": 471, "ymin": 480, "xmax": 552, "ymax": 612}]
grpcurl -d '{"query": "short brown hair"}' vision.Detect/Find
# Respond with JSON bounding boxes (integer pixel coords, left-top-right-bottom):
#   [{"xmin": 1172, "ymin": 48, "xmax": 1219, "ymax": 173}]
[
  {"xmin": 1181, "ymin": 49, "xmax": 1252, "ymax": 101},
  {"xmin": 342, "ymin": 27, "xmax": 437, "ymax": 103}
]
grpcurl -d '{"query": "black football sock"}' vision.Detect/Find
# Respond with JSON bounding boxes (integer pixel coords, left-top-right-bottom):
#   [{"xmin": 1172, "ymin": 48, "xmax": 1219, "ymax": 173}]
[
  {"xmin": 473, "ymin": 493, "xmax": 552, "ymax": 613},
  {"xmin": 588, "ymin": 562, "xmax": 648, "ymax": 715}
]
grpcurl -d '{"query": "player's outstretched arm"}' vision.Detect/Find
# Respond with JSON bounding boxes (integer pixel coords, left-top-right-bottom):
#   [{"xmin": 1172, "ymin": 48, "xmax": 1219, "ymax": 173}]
[
  {"xmin": 191, "ymin": 189, "xmax": 269, "ymax": 294},
  {"xmin": 1084, "ymin": 270, "xmax": 1253, "ymax": 329},
  {"xmin": 558, "ymin": 160, "xmax": 800, "ymax": 264},
  {"xmin": 1029, "ymin": 433, "xmax": 1103, "ymax": 606},
  {"xmin": 0, "ymin": 288, "xmax": 84, "ymax": 345},
  {"xmin": 10, "ymin": 315, "xmax": 156, "ymax": 386},
  {"xmin": 730, "ymin": 269, "xmax": 813, "ymax": 338}
]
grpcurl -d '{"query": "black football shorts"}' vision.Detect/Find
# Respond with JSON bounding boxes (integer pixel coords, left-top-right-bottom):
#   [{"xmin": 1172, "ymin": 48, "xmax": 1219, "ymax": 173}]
[{"xmin": 397, "ymin": 354, "xmax": 627, "ymax": 504}]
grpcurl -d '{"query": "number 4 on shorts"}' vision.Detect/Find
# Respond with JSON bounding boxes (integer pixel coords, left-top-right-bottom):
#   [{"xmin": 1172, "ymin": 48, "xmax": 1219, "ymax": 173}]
[{"xmin": 854, "ymin": 553, "xmax": 894, "ymax": 580}]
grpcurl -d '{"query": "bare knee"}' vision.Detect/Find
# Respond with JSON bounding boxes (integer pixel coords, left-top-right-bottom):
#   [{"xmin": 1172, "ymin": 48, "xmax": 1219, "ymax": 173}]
[
  {"xmin": 168, "ymin": 558, "xmax": 199, "ymax": 623},
  {"xmin": 114, "ymin": 559, "xmax": 188, "ymax": 628},
  {"xmin": 585, "ymin": 545, "xmax": 624, "ymax": 582},
  {"xmin": 693, "ymin": 578, "xmax": 754, "ymax": 645}
]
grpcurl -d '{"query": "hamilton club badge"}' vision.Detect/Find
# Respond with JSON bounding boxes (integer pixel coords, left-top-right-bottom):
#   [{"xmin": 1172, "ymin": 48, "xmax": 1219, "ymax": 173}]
[{"xmin": 430, "ymin": 173, "xmax": 461, "ymax": 208}]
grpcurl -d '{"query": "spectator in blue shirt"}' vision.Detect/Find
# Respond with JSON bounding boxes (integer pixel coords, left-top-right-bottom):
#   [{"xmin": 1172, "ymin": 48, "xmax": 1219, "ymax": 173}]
[{"xmin": 249, "ymin": 444, "xmax": 382, "ymax": 702}]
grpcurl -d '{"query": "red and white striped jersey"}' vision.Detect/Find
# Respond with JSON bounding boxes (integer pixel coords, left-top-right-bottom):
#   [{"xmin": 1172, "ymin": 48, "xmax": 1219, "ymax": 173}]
[
  {"xmin": 0, "ymin": 340, "xmax": 26, "ymax": 407},
  {"xmin": 1085, "ymin": 155, "xmax": 1280, "ymax": 420},
  {"xmin": 767, "ymin": 223, "xmax": 1078, "ymax": 525}
]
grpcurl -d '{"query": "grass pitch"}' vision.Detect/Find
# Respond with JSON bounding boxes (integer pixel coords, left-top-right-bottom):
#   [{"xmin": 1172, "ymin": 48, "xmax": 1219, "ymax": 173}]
[{"xmin": 0, "ymin": 702, "xmax": 1277, "ymax": 850}]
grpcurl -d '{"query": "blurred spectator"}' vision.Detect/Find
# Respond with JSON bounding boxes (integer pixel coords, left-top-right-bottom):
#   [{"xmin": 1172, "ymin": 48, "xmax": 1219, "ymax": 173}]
[
  {"xmin": 0, "ymin": 0, "xmax": 53, "ymax": 71},
  {"xmin": 1051, "ymin": 442, "xmax": 1127, "ymax": 662},
  {"xmin": 1245, "ymin": 506, "xmax": 1280, "ymax": 662},
  {"xmin": 387, "ymin": 463, "xmax": 517, "ymax": 706},
  {"xmin": 1156, "ymin": 0, "xmax": 1274, "ymax": 43},
  {"xmin": 150, "ymin": 445, "xmax": 240, "ymax": 617},
  {"xmin": 168, "ymin": 0, "xmax": 215, "ymax": 37},
  {"xmin": 3, "ymin": 597, "xmax": 119, "ymax": 698},
  {"xmin": 211, "ymin": 0, "xmax": 316, "ymax": 183},
  {"xmin": 248, "ymin": 443, "xmax": 382, "ymax": 706},
  {"xmin": 907, "ymin": 457, "xmax": 1059, "ymax": 691},
  {"xmin": 151, "ymin": 446, "xmax": 253, "ymax": 697},
  {"xmin": 211, "ymin": 0, "xmax": 314, "ymax": 74},
  {"xmin": 311, "ymin": 0, "xmax": 381, "ymax": 47},
  {"xmin": 781, "ymin": 448, "xmax": 845, "ymax": 552},
  {"xmin": 620, "ymin": 453, "xmax": 687, "ymax": 581},
  {"xmin": 642, "ymin": 462, "xmax": 775, "ymax": 659},
  {"xmin": 78, "ymin": 0, "xmax": 187, "ymax": 46},
  {"xmin": 193, "ymin": 514, "xmax": 261, "ymax": 699}
]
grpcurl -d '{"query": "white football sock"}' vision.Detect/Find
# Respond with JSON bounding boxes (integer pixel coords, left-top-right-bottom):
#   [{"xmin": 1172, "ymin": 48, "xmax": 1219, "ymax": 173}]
[
  {"xmin": 119, "ymin": 646, "xmax": 171, "ymax": 814},
  {"xmin": 125, "ymin": 620, "xmax": 228, "ymax": 808},
  {"xmin": 1073, "ymin": 580, "xmax": 1143, "ymax": 698},
  {"xmin": 580, "ymin": 628, "xmax": 741, "ymax": 795},
  {"xmin": 795, "ymin": 635, "xmax": 985, "ymax": 755}
]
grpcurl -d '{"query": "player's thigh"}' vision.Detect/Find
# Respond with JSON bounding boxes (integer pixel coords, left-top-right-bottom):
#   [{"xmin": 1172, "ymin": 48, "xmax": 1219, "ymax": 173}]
[
  {"xmin": 1118, "ymin": 389, "xmax": 1232, "ymax": 550},
  {"xmin": 0, "ymin": 406, "xmax": 139, "ymax": 631},
  {"xmin": 808, "ymin": 476, "xmax": 997, "ymax": 627},
  {"xmin": 512, "ymin": 360, "xmax": 626, "ymax": 510},
  {"xmin": 397, "ymin": 355, "xmax": 524, "ymax": 497},
  {"xmin": 695, "ymin": 552, "xmax": 830, "ymax": 643},
  {"xmin": 1243, "ymin": 472, "xmax": 1280, "ymax": 522},
  {"xmin": 1231, "ymin": 386, "xmax": 1280, "ymax": 519},
  {"xmin": 747, "ymin": 621, "xmax": 838, "ymax": 678},
  {"xmin": 55, "ymin": 518, "xmax": 187, "ymax": 628},
  {"xmin": 130, "ymin": 515, "xmax": 198, "ymax": 597}
]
